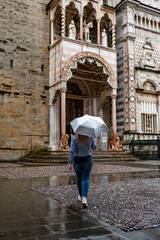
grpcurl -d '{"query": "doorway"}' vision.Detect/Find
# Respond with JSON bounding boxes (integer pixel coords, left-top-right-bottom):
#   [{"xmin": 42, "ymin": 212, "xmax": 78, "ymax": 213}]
[{"xmin": 66, "ymin": 98, "xmax": 83, "ymax": 143}]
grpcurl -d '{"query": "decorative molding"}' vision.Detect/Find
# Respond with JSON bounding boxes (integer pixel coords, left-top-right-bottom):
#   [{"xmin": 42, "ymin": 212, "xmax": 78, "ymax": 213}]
[{"xmin": 61, "ymin": 51, "xmax": 116, "ymax": 87}]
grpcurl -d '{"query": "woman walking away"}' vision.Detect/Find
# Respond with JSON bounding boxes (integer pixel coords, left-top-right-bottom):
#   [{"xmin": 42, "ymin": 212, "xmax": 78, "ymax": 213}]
[{"xmin": 68, "ymin": 134, "xmax": 97, "ymax": 208}]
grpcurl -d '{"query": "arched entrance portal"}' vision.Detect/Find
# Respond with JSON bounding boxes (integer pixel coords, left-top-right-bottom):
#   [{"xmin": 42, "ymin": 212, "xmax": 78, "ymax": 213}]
[
  {"xmin": 65, "ymin": 58, "xmax": 112, "ymax": 138},
  {"xmin": 49, "ymin": 52, "xmax": 117, "ymax": 150}
]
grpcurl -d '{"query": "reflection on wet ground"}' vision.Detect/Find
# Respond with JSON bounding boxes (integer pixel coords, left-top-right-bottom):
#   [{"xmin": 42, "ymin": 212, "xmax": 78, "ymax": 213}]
[
  {"xmin": 49, "ymin": 169, "xmax": 160, "ymax": 188},
  {"xmin": 0, "ymin": 161, "xmax": 160, "ymax": 239}
]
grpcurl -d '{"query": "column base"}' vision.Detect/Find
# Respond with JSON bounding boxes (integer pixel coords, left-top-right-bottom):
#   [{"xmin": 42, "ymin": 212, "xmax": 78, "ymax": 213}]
[{"xmin": 48, "ymin": 144, "xmax": 58, "ymax": 151}]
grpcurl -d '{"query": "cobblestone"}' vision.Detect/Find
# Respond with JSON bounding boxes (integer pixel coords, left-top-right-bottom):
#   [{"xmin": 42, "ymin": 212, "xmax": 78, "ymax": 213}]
[
  {"xmin": 34, "ymin": 178, "xmax": 160, "ymax": 232},
  {"xmin": 0, "ymin": 163, "xmax": 153, "ymax": 178}
]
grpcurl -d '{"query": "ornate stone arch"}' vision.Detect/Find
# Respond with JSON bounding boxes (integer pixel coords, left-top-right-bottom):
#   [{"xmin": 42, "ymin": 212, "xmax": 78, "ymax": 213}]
[
  {"xmin": 143, "ymin": 80, "xmax": 157, "ymax": 92},
  {"xmin": 61, "ymin": 51, "xmax": 116, "ymax": 88}
]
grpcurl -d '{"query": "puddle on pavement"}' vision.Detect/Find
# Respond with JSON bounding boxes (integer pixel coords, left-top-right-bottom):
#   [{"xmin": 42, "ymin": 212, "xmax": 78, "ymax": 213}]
[{"xmin": 30, "ymin": 169, "xmax": 160, "ymax": 189}]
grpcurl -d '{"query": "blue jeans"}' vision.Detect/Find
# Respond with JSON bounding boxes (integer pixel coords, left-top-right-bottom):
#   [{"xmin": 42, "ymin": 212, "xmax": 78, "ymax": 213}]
[{"xmin": 73, "ymin": 156, "xmax": 93, "ymax": 198}]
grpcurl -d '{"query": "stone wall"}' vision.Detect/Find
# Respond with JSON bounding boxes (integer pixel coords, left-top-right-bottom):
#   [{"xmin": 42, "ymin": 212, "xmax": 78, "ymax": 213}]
[{"xmin": 0, "ymin": 0, "xmax": 50, "ymax": 160}]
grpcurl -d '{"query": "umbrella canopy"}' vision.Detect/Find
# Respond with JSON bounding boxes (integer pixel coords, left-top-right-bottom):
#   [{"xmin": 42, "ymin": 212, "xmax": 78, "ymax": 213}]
[{"xmin": 70, "ymin": 114, "xmax": 109, "ymax": 138}]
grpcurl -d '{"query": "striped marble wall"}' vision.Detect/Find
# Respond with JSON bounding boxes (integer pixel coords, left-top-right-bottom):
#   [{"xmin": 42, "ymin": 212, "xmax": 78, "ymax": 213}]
[{"xmin": 49, "ymin": 38, "xmax": 117, "ymax": 87}]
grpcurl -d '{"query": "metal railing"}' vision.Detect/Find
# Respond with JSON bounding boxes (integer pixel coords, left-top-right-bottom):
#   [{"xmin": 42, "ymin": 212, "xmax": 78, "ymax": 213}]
[{"xmin": 130, "ymin": 137, "xmax": 160, "ymax": 160}]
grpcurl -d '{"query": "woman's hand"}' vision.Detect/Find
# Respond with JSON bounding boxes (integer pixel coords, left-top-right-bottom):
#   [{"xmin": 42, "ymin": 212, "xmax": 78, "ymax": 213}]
[{"xmin": 69, "ymin": 164, "xmax": 73, "ymax": 171}]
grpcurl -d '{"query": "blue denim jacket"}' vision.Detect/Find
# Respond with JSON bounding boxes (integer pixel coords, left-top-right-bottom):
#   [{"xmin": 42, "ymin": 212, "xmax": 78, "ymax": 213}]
[{"xmin": 68, "ymin": 136, "xmax": 97, "ymax": 164}]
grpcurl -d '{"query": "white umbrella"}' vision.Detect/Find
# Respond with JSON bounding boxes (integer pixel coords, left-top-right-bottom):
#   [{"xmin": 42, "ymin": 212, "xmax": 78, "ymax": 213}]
[{"xmin": 70, "ymin": 114, "xmax": 109, "ymax": 138}]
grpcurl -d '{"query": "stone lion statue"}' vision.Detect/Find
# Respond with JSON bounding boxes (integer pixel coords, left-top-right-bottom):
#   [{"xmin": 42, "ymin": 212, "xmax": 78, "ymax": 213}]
[
  {"xmin": 108, "ymin": 136, "xmax": 123, "ymax": 151},
  {"xmin": 58, "ymin": 134, "xmax": 70, "ymax": 151}
]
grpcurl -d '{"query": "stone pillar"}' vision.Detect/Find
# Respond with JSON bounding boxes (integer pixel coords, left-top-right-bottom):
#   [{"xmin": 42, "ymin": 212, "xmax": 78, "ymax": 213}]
[
  {"xmin": 144, "ymin": 18, "xmax": 146, "ymax": 28},
  {"xmin": 91, "ymin": 97, "xmax": 94, "ymax": 115},
  {"xmin": 51, "ymin": 20, "xmax": 54, "ymax": 45},
  {"xmin": 140, "ymin": 16, "xmax": 142, "ymax": 27},
  {"xmin": 112, "ymin": 24, "xmax": 116, "ymax": 48},
  {"xmin": 99, "ymin": 108, "xmax": 103, "ymax": 119},
  {"xmin": 153, "ymin": 20, "xmax": 155, "ymax": 31},
  {"xmin": 111, "ymin": 95, "xmax": 117, "ymax": 139},
  {"xmin": 93, "ymin": 97, "xmax": 97, "ymax": 116},
  {"xmin": 61, "ymin": 89, "xmax": 66, "ymax": 136},
  {"xmin": 136, "ymin": 15, "xmax": 138, "ymax": 25},
  {"xmin": 61, "ymin": 7, "xmax": 65, "ymax": 37},
  {"xmin": 97, "ymin": 19, "xmax": 100, "ymax": 45},
  {"xmin": 80, "ymin": 15, "xmax": 83, "ymax": 40},
  {"xmin": 156, "ymin": 21, "xmax": 159, "ymax": 32},
  {"xmin": 49, "ymin": 104, "xmax": 57, "ymax": 150},
  {"xmin": 50, "ymin": 9, "xmax": 54, "ymax": 45},
  {"xmin": 149, "ymin": 19, "xmax": 151, "ymax": 29}
]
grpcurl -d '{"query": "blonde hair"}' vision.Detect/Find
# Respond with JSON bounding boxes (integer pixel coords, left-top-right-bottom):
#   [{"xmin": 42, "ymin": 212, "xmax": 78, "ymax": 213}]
[{"xmin": 76, "ymin": 135, "xmax": 90, "ymax": 143}]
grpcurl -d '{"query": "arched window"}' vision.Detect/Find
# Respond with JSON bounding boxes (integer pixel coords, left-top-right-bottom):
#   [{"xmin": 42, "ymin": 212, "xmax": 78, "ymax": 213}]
[
  {"xmin": 83, "ymin": 3, "xmax": 97, "ymax": 44},
  {"xmin": 141, "ymin": 81, "xmax": 157, "ymax": 133},
  {"xmin": 143, "ymin": 81, "xmax": 156, "ymax": 92},
  {"xmin": 101, "ymin": 13, "xmax": 112, "ymax": 48},
  {"xmin": 65, "ymin": 2, "xmax": 80, "ymax": 40},
  {"xmin": 53, "ymin": 5, "xmax": 62, "ymax": 41}
]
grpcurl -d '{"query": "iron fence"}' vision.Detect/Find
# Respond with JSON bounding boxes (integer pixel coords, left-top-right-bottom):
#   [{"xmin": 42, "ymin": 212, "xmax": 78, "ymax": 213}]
[{"xmin": 130, "ymin": 137, "xmax": 160, "ymax": 160}]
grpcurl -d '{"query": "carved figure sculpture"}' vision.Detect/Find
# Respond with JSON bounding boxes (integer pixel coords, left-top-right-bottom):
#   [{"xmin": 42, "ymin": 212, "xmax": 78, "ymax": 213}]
[
  {"xmin": 108, "ymin": 136, "xmax": 123, "ymax": 151},
  {"xmin": 101, "ymin": 29, "xmax": 108, "ymax": 47},
  {"xmin": 84, "ymin": 20, "xmax": 93, "ymax": 42},
  {"xmin": 58, "ymin": 134, "xmax": 70, "ymax": 151},
  {"xmin": 69, "ymin": 20, "xmax": 76, "ymax": 40}
]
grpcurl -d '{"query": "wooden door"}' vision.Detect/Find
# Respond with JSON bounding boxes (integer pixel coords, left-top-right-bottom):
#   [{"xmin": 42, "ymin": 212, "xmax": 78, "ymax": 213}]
[{"xmin": 66, "ymin": 98, "xmax": 83, "ymax": 139}]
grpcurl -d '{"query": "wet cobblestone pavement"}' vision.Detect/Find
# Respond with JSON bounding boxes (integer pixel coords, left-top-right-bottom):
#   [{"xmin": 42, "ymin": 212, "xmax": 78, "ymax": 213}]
[{"xmin": 0, "ymin": 161, "xmax": 160, "ymax": 239}]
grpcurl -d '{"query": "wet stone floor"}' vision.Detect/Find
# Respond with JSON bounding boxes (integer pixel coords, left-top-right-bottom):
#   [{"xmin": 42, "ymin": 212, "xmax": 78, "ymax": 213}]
[{"xmin": 0, "ymin": 161, "xmax": 160, "ymax": 240}]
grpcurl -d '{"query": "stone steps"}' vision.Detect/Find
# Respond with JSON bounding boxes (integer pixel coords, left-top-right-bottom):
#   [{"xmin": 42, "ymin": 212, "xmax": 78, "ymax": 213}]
[{"xmin": 21, "ymin": 150, "xmax": 140, "ymax": 163}]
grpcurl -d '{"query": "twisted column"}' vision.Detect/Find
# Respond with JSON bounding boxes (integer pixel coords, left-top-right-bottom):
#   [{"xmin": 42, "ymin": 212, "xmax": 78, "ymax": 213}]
[
  {"xmin": 61, "ymin": 7, "xmax": 65, "ymax": 37},
  {"xmin": 112, "ymin": 24, "xmax": 116, "ymax": 48}
]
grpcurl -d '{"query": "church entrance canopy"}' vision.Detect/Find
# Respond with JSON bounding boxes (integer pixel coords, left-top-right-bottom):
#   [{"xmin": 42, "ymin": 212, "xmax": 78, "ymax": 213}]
[{"xmin": 49, "ymin": 51, "xmax": 117, "ymax": 150}]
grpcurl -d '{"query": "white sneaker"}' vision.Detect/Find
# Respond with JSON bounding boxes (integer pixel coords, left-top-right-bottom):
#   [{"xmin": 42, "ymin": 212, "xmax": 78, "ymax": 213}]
[
  {"xmin": 78, "ymin": 194, "xmax": 82, "ymax": 202},
  {"xmin": 82, "ymin": 197, "xmax": 88, "ymax": 208}
]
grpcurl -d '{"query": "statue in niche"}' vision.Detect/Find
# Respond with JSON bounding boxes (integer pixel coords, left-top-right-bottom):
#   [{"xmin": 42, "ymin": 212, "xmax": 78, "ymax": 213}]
[
  {"xmin": 101, "ymin": 29, "xmax": 108, "ymax": 47},
  {"xmin": 84, "ymin": 20, "xmax": 93, "ymax": 42},
  {"xmin": 69, "ymin": 20, "xmax": 76, "ymax": 39}
]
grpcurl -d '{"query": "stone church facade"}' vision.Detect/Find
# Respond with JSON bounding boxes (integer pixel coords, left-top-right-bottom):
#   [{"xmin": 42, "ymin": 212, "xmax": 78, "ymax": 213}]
[{"xmin": 0, "ymin": 0, "xmax": 160, "ymax": 160}]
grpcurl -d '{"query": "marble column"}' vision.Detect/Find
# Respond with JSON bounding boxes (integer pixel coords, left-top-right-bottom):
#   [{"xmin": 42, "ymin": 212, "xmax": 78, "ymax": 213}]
[
  {"xmin": 49, "ymin": 104, "xmax": 57, "ymax": 150},
  {"xmin": 99, "ymin": 108, "xmax": 103, "ymax": 119},
  {"xmin": 97, "ymin": 19, "xmax": 100, "ymax": 45},
  {"xmin": 149, "ymin": 19, "xmax": 151, "ymax": 29},
  {"xmin": 111, "ymin": 95, "xmax": 117, "ymax": 139},
  {"xmin": 140, "ymin": 16, "xmax": 143, "ymax": 27},
  {"xmin": 61, "ymin": 89, "xmax": 66, "ymax": 136},
  {"xmin": 51, "ymin": 20, "xmax": 54, "ymax": 45},
  {"xmin": 156, "ymin": 21, "xmax": 159, "ymax": 32},
  {"xmin": 80, "ymin": 15, "xmax": 83, "ymax": 40}
]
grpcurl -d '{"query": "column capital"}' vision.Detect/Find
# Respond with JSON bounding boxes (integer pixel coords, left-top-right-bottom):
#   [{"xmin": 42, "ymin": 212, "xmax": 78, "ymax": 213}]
[
  {"xmin": 111, "ymin": 94, "xmax": 117, "ymax": 99},
  {"xmin": 60, "ymin": 88, "xmax": 67, "ymax": 93}
]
